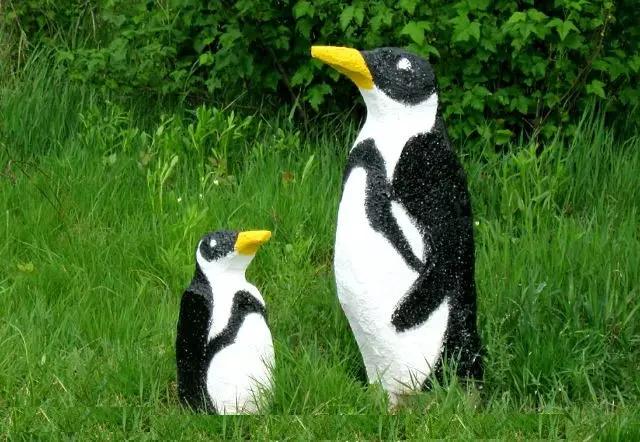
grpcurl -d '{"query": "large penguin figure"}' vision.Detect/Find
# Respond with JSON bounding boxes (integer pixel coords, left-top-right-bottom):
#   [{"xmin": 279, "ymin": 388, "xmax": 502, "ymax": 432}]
[
  {"xmin": 311, "ymin": 46, "xmax": 483, "ymax": 406},
  {"xmin": 176, "ymin": 229, "xmax": 274, "ymax": 414}
]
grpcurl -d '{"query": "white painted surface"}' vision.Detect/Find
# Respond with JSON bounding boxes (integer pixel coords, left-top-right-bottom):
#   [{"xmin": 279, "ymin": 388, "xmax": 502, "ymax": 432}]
[
  {"xmin": 390, "ymin": 200, "xmax": 425, "ymax": 261},
  {"xmin": 334, "ymin": 86, "xmax": 449, "ymax": 403},
  {"xmin": 397, "ymin": 58, "xmax": 412, "ymax": 71},
  {"xmin": 195, "ymin": 247, "xmax": 274, "ymax": 414},
  {"xmin": 206, "ymin": 313, "xmax": 275, "ymax": 414},
  {"xmin": 355, "ymin": 87, "xmax": 438, "ymax": 180}
]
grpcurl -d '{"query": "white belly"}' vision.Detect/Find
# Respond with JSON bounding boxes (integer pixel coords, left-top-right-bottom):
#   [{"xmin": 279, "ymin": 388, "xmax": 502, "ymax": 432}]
[
  {"xmin": 205, "ymin": 314, "xmax": 274, "ymax": 414},
  {"xmin": 334, "ymin": 168, "xmax": 449, "ymax": 399}
]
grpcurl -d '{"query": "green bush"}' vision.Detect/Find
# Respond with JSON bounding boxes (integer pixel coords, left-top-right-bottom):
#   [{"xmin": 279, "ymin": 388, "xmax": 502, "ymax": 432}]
[{"xmin": 3, "ymin": 0, "xmax": 639, "ymax": 144}]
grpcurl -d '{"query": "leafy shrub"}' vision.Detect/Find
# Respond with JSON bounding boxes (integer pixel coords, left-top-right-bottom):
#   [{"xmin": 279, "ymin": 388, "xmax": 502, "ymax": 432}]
[{"xmin": 4, "ymin": 0, "xmax": 639, "ymax": 144}]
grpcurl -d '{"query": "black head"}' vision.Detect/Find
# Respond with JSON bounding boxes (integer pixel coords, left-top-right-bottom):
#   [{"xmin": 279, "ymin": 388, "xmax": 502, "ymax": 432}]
[
  {"xmin": 361, "ymin": 47, "xmax": 437, "ymax": 106},
  {"xmin": 197, "ymin": 230, "xmax": 239, "ymax": 263},
  {"xmin": 195, "ymin": 229, "xmax": 272, "ymax": 270},
  {"xmin": 311, "ymin": 45, "xmax": 438, "ymax": 106}
]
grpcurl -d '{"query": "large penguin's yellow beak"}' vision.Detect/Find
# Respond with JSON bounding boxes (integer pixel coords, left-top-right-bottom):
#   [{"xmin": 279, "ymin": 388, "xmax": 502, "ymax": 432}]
[
  {"xmin": 235, "ymin": 230, "xmax": 272, "ymax": 255},
  {"xmin": 311, "ymin": 46, "xmax": 374, "ymax": 90}
]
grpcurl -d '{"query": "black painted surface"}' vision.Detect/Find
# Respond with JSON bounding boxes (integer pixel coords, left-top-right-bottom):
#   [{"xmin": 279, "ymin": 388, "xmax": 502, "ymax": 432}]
[
  {"xmin": 198, "ymin": 230, "xmax": 238, "ymax": 261},
  {"xmin": 361, "ymin": 47, "xmax": 436, "ymax": 106},
  {"xmin": 176, "ymin": 265, "xmax": 216, "ymax": 413},
  {"xmin": 390, "ymin": 116, "xmax": 483, "ymax": 384},
  {"xmin": 343, "ymin": 138, "xmax": 423, "ymax": 272},
  {"xmin": 175, "ymin": 230, "xmax": 269, "ymax": 414}
]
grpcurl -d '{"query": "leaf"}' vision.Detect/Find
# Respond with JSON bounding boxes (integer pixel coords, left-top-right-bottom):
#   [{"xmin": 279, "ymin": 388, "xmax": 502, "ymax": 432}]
[
  {"xmin": 468, "ymin": 0, "xmax": 491, "ymax": 11},
  {"xmin": 399, "ymin": 0, "xmax": 419, "ymax": 14},
  {"xmin": 555, "ymin": 19, "xmax": 579, "ymax": 41},
  {"xmin": 291, "ymin": 64, "xmax": 314, "ymax": 87},
  {"xmin": 301, "ymin": 154, "xmax": 315, "ymax": 184},
  {"xmin": 339, "ymin": 6, "xmax": 355, "ymax": 31},
  {"xmin": 305, "ymin": 84, "xmax": 332, "ymax": 110},
  {"xmin": 108, "ymin": 37, "xmax": 128, "ymax": 64},
  {"xmin": 17, "ymin": 262, "xmax": 35, "ymax": 273},
  {"xmin": 354, "ymin": 6, "xmax": 365, "ymax": 26},
  {"xmin": 103, "ymin": 153, "xmax": 117, "ymax": 166},
  {"xmin": 527, "ymin": 8, "xmax": 548, "ymax": 23},
  {"xmin": 629, "ymin": 55, "xmax": 640, "ymax": 73},
  {"xmin": 511, "ymin": 95, "xmax": 530, "ymax": 114},
  {"xmin": 543, "ymin": 92, "xmax": 561, "ymax": 107},
  {"xmin": 296, "ymin": 19, "xmax": 313, "ymax": 39},
  {"xmin": 452, "ymin": 20, "xmax": 481, "ymax": 43},
  {"xmin": 194, "ymin": 35, "xmax": 215, "ymax": 54},
  {"xmin": 495, "ymin": 129, "xmax": 513, "ymax": 145},
  {"xmin": 424, "ymin": 44, "xmax": 440, "ymax": 58},
  {"xmin": 507, "ymin": 12, "xmax": 527, "ymax": 25},
  {"xmin": 468, "ymin": 22, "xmax": 481, "ymax": 41},
  {"xmin": 586, "ymin": 80, "xmax": 605, "ymax": 98},
  {"xmin": 198, "ymin": 52, "xmax": 214, "ymax": 66},
  {"xmin": 401, "ymin": 22, "xmax": 426, "ymax": 45},
  {"xmin": 293, "ymin": 1, "xmax": 314, "ymax": 19}
]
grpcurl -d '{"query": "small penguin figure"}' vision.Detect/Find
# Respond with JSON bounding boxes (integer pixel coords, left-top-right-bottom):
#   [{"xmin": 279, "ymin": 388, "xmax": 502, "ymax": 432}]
[
  {"xmin": 176, "ymin": 229, "xmax": 274, "ymax": 414},
  {"xmin": 311, "ymin": 46, "xmax": 483, "ymax": 406}
]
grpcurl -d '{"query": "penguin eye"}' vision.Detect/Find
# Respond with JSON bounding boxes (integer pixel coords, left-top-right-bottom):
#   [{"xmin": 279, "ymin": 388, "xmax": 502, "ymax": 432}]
[
  {"xmin": 397, "ymin": 58, "xmax": 412, "ymax": 71},
  {"xmin": 209, "ymin": 238, "xmax": 217, "ymax": 248}
]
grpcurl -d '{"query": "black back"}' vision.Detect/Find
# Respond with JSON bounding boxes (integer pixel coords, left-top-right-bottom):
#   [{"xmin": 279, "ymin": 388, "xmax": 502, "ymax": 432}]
[
  {"xmin": 175, "ymin": 265, "xmax": 267, "ymax": 414},
  {"xmin": 391, "ymin": 117, "xmax": 483, "ymax": 383}
]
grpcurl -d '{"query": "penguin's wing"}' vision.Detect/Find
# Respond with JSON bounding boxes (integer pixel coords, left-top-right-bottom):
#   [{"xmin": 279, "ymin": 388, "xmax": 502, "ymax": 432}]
[
  {"xmin": 345, "ymin": 138, "xmax": 424, "ymax": 272},
  {"xmin": 205, "ymin": 290, "xmax": 267, "ymax": 358},
  {"xmin": 390, "ymin": 260, "xmax": 448, "ymax": 331},
  {"xmin": 176, "ymin": 287, "xmax": 214, "ymax": 411},
  {"xmin": 176, "ymin": 287, "xmax": 213, "ymax": 369},
  {"xmin": 390, "ymin": 124, "xmax": 477, "ymax": 332}
]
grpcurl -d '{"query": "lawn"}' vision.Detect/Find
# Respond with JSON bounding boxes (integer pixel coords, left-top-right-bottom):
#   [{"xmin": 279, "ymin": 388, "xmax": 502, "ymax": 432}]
[{"xmin": 1, "ymin": 58, "xmax": 639, "ymax": 439}]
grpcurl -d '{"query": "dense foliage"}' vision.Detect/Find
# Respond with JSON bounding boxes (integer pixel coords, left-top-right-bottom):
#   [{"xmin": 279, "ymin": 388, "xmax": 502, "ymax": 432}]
[{"xmin": 3, "ymin": 0, "xmax": 639, "ymax": 143}]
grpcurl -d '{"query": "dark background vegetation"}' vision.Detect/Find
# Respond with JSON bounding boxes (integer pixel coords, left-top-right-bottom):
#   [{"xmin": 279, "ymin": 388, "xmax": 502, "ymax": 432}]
[{"xmin": 3, "ymin": 0, "xmax": 639, "ymax": 145}]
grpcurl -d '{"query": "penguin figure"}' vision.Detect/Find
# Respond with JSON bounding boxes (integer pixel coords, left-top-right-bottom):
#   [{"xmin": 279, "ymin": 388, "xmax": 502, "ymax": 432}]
[
  {"xmin": 176, "ymin": 229, "xmax": 274, "ymax": 414},
  {"xmin": 311, "ymin": 46, "xmax": 483, "ymax": 406}
]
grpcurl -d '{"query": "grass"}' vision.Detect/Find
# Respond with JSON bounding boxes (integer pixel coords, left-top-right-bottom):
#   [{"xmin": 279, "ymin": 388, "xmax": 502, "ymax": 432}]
[{"xmin": 0, "ymin": 55, "xmax": 639, "ymax": 439}]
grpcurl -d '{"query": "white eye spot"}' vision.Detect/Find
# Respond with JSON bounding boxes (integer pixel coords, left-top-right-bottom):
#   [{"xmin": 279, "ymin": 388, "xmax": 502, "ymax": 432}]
[
  {"xmin": 209, "ymin": 239, "xmax": 217, "ymax": 248},
  {"xmin": 397, "ymin": 58, "xmax": 412, "ymax": 71}
]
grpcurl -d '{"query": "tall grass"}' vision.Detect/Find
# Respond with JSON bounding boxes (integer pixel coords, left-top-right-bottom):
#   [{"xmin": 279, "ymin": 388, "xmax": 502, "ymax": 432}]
[{"xmin": 0, "ymin": 54, "xmax": 638, "ymax": 439}]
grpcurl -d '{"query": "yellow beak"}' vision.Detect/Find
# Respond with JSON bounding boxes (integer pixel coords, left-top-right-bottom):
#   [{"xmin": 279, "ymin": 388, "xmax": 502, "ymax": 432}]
[
  {"xmin": 311, "ymin": 45, "xmax": 374, "ymax": 90},
  {"xmin": 235, "ymin": 230, "xmax": 272, "ymax": 255}
]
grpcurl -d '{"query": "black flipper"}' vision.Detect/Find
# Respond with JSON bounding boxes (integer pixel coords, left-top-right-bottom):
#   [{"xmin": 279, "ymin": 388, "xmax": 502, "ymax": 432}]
[
  {"xmin": 176, "ymin": 275, "xmax": 216, "ymax": 413},
  {"xmin": 343, "ymin": 138, "xmax": 423, "ymax": 272},
  {"xmin": 389, "ymin": 121, "xmax": 483, "ymax": 381},
  {"xmin": 390, "ymin": 260, "xmax": 442, "ymax": 331}
]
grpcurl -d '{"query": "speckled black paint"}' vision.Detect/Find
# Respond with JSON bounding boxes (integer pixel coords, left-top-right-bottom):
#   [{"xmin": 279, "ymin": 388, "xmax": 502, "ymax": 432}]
[
  {"xmin": 361, "ymin": 47, "xmax": 436, "ymax": 105},
  {"xmin": 389, "ymin": 116, "xmax": 483, "ymax": 385},
  {"xmin": 176, "ymin": 265, "xmax": 215, "ymax": 413},
  {"xmin": 175, "ymin": 231, "xmax": 268, "ymax": 414},
  {"xmin": 343, "ymin": 138, "xmax": 423, "ymax": 271},
  {"xmin": 198, "ymin": 230, "xmax": 238, "ymax": 261}
]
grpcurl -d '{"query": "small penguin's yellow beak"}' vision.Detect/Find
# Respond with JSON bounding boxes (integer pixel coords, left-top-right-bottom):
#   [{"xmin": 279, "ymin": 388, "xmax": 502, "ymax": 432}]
[
  {"xmin": 311, "ymin": 45, "xmax": 374, "ymax": 90},
  {"xmin": 235, "ymin": 230, "xmax": 272, "ymax": 255}
]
